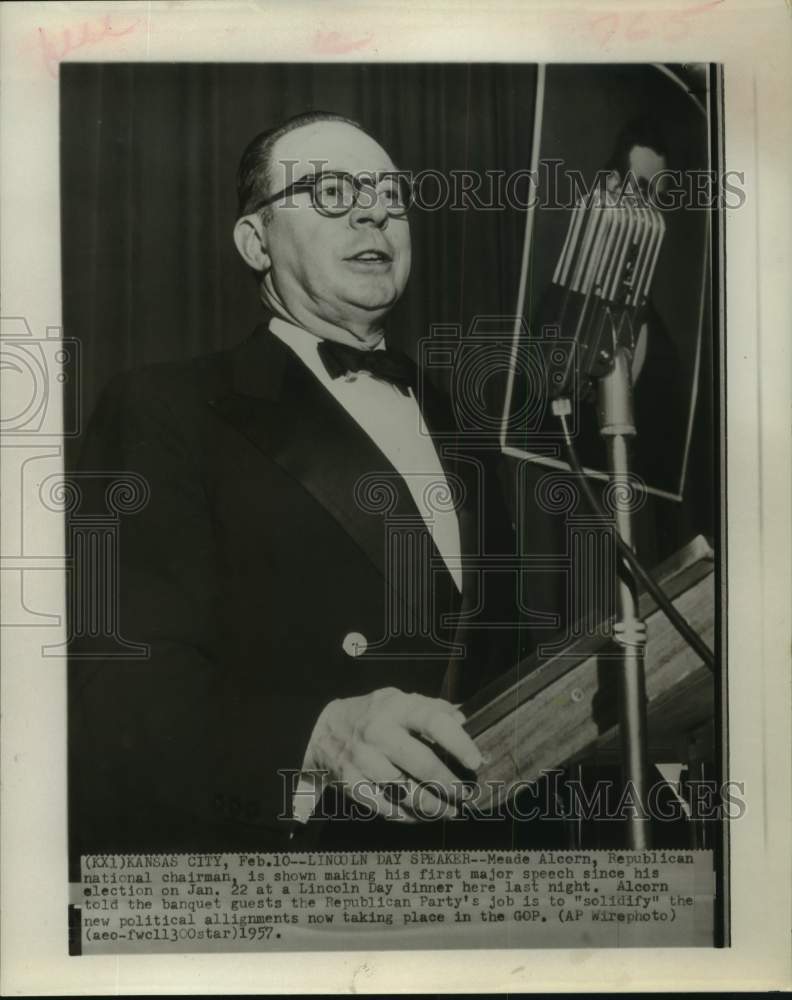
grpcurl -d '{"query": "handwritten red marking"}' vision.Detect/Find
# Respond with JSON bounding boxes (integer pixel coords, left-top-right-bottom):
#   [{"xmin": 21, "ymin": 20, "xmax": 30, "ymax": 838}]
[
  {"xmin": 587, "ymin": 0, "xmax": 724, "ymax": 48},
  {"xmin": 313, "ymin": 30, "xmax": 374, "ymax": 54},
  {"xmin": 625, "ymin": 12, "xmax": 653, "ymax": 42},
  {"xmin": 38, "ymin": 14, "xmax": 141, "ymax": 78},
  {"xmin": 588, "ymin": 12, "xmax": 619, "ymax": 48}
]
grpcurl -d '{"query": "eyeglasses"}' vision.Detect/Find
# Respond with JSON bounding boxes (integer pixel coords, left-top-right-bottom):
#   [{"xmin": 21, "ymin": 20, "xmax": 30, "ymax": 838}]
[{"xmin": 255, "ymin": 170, "xmax": 412, "ymax": 219}]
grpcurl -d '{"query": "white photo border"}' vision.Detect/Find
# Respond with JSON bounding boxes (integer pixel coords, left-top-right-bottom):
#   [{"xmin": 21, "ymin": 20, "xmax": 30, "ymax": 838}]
[{"xmin": 1, "ymin": 0, "xmax": 790, "ymax": 993}]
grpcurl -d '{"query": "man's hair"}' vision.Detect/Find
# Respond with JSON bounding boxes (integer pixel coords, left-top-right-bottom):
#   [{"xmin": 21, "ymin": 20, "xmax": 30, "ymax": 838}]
[{"xmin": 236, "ymin": 110, "xmax": 365, "ymax": 219}]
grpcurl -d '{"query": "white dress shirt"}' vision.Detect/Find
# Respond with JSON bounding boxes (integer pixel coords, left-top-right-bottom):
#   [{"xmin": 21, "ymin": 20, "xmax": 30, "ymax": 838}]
[{"xmin": 269, "ymin": 317, "xmax": 462, "ymax": 591}]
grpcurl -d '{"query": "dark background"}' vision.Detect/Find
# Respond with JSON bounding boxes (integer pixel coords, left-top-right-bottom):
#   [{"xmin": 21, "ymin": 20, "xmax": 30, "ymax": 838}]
[{"xmin": 60, "ymin": 62, "xmax": 716, "ymax": 565}]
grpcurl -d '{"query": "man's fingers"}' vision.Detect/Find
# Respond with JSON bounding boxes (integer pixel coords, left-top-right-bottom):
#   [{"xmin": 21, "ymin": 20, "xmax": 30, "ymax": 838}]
[
  {"xmin": 384, "ymin": 732, "xmax": 464, "ymax": 801},
  {"xmin": 353, "ymin": 745, "xmax": 406, "ymax": 786},
  {"xmin": 346, "ymin": 756, "xmax": 462, "ymax": 823},
  {"xmin": 340, "ymin": 763, "xmax": 416, "ymax": 824},
  {"xmin": 314, "ymin": 689, "xmax": 482, "ymax": 823},
  {"xmin": 394, "ymin": 694, "xmax": 481, "ymax": 772},
  {"xmin": 421, "ymin": 709, "xmax": 482, "ymax": 772},
  {"xmin": 402, "ymin": 779, "xmax": 458, "ymax": 822}
]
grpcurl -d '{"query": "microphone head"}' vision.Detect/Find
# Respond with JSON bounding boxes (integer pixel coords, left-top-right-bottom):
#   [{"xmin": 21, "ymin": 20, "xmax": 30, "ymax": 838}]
[{"xmin": 540, "ymin": 182, "xmax": 667, "ymax": 401}]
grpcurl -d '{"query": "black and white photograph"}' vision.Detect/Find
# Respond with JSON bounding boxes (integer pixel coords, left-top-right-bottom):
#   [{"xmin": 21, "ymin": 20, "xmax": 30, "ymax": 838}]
[
  {"xmin": 1, "ymin": 0, "xmax": 790, "ymax": 993},
  {"xmin": 61, "ymin": 57, "xmax": 726, "ymax": 944}
]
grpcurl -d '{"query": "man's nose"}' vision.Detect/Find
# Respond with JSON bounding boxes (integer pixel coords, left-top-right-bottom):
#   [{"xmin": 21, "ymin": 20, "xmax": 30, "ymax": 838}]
[{"xmin": 349, "ymin": 188, "xmax": 389, "ymax": 228}]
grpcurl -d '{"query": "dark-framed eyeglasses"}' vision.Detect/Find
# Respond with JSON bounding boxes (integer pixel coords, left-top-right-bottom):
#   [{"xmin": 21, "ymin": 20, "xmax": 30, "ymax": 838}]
[{"xmin": 254, "ymin": 170, "xmax": 412, "ymax": 218}]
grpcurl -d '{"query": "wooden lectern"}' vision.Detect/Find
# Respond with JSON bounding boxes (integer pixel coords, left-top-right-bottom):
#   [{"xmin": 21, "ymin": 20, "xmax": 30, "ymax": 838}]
[{"xmin": 463, "ymin": 535, "xmax": 716, "ymax": 812}]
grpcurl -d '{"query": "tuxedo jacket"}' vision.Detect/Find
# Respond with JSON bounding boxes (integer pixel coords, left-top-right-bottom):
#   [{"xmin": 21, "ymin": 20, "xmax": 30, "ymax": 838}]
[{"xmin": 68, "ymin": 320, "xmax": 549, "ymax": 863}]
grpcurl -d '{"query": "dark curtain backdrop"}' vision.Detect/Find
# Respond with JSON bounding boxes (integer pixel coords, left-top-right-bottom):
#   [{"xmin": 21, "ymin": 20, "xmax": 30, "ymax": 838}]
[
  {"xmin": 61, "ymin": 62, "xmax": 715, "ymax": 563},
  {"xmin": 61, "ymin": 62, "xmax": 538, "ymax": 445}
]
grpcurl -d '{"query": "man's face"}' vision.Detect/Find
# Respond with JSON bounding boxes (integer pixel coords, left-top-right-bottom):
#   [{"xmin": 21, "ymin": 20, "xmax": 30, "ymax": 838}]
[{"xmin": 260, "ymin": 122, "xmax": 411, "ymax": 335}]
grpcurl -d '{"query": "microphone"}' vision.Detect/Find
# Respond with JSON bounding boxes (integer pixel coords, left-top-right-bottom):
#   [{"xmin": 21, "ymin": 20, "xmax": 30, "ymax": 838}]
[{"xmin": 541, "ymin": 171, "xmax": 667, "ymax": 403}]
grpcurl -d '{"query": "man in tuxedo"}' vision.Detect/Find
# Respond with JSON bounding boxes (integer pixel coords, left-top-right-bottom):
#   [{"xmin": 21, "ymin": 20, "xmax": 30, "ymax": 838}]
[{"xmin": 69, "ymin": 111, "xmax": 538, "ymax": 860}]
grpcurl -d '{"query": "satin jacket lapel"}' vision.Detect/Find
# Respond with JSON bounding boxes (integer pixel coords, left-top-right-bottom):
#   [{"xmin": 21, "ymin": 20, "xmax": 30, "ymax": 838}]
[
  {"xmin": 416, "ymin": 375, "xmax": 482, "ymax": 584},
  {"xmin": 209, "ymin": 325, "xmax": 461, "ymax": 604}
]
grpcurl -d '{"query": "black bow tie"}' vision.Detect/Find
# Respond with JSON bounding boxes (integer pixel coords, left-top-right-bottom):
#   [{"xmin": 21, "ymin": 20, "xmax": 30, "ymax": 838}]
[{"xmin": 317, "ymin": 339, "xmax": 416, "ymax": 396}]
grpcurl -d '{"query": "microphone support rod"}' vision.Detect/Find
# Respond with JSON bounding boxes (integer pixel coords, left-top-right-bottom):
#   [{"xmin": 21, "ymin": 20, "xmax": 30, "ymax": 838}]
[{"xmin": 596, "ymin": 342, "xmax": 652, "ymax": 849}]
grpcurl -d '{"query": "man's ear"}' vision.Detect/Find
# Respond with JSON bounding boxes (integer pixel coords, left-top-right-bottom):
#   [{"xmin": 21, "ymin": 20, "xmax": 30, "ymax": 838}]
[{"xmin": 233, "ymin": 214, "xmax": 270, "ymax": 273}]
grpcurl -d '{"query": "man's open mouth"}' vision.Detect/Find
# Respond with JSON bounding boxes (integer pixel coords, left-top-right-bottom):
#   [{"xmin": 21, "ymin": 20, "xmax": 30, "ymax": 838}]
[{"xmin": 346, "ymin": 250, "xmax": 393, "ymax": 262}]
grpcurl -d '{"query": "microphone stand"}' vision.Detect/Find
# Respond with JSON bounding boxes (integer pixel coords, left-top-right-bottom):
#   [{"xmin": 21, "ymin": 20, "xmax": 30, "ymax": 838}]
[
  {"xmin": 596, "ymin": 337, "xmax": 652, "ymax": 850},
  {"xmin": 535, "ymin": 162, "xmax": 702, "ymax": 846}
]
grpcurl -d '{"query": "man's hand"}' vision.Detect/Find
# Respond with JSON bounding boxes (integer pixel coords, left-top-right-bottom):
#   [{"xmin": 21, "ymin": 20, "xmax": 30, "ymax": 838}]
[{"xmin": 304, "ymin": 687, "xmax": 483, "ymax": 823}]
